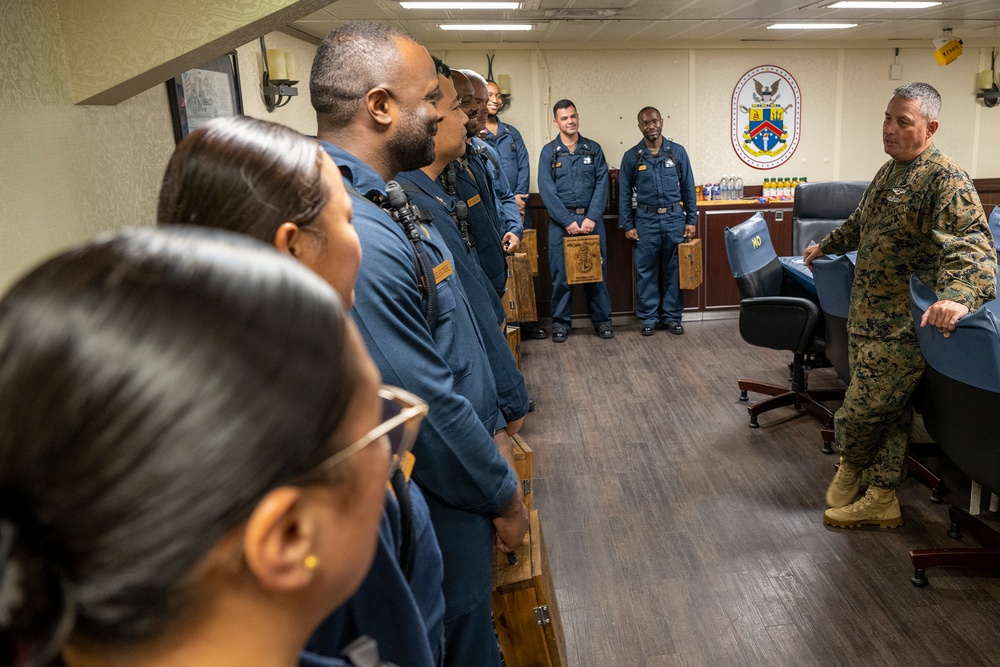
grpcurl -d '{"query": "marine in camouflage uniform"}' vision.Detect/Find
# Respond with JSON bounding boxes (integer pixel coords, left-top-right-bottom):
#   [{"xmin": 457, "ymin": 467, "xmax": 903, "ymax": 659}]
[{"xmin": 806, "ymin": 82, "xmax": 997, "ymax": 528}]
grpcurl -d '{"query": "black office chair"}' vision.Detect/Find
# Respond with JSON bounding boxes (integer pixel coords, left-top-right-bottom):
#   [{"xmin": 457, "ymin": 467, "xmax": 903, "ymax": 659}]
[
  {"xmin": 907, "ymin": 276, "xmax": 1000, "ymax": 586},
  {"xmin": 724, "ymin": 213, "xmax": 842, "ymax": 428},
  {"xmin": 791, "ymin": 181, "xmax": 870, "ymax": 256},
  {"xmin": 812, "ymin": 256, "xmax": 945, "ymax": 498}
]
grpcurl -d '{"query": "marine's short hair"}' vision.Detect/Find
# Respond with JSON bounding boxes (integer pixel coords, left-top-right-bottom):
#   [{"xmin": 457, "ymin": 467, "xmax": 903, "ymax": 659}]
[
  {"xmin": 892, "ymin": 82, "xmax": 941, "ymax": 122},
  {"xmin": 552, "ymin": 99, "xmax": 576, "ymax": 117},
  {"xmin": 310, "ymin": 22, "xmax": 418, "ymax": 129}
]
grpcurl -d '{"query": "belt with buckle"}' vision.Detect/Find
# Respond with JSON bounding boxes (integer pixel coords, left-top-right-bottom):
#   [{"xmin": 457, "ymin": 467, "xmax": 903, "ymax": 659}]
[
  {"xmin": 567, "ymin": 207, "xmax": 586, "ymax": 215},
  {"xmin": 636, "ymin": 202, "xmax": 680, "ymax": 214}
]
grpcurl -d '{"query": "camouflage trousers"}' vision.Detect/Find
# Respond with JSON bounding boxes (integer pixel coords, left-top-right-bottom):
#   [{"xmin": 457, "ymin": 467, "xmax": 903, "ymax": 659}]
[{"xmin": 834, "ymin": 334, "xmax": 925, "ymax": 489}]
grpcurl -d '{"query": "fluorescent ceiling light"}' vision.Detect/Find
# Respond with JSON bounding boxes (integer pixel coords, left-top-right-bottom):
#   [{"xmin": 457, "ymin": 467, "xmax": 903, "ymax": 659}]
[
  {"xmin": 825, "ymin": 1, "xmax": 940, "ymax": 8},
  {"xmin": 402, "ymin": 2, "xmax": 521, "ymax": 9},
  {"xmin": 768, "ymin": 23, "xmax": 858, "ymax": 29},
  {"xmin": 439, "ymin": 23, "xmax": 532, "ymax": 30}
]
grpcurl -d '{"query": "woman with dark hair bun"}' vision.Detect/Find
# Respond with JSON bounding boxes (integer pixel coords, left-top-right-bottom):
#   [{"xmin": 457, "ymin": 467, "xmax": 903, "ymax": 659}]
[
  {"xmin": 0, "ymin": 227, "xmax": 425, "ymax": 667},
  {"xmin": 158, "ymin": 116, "xmax": 447, "ymax": 667}
]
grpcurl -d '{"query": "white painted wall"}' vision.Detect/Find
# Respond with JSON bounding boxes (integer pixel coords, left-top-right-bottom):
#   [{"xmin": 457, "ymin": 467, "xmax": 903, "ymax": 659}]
[{"xmin": 435, "ymin": 44, "xmax": 1000, "ymax": 191}]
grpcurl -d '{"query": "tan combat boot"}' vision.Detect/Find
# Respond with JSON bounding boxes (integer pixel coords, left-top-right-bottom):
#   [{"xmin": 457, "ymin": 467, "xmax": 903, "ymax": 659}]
[
  {"xmin": 825, "ymin": 458, "xmax": 861, "ymax": 508},
  {"xmin": 823, "ymin": 487, "xmax": 903, "ymax": 529}
]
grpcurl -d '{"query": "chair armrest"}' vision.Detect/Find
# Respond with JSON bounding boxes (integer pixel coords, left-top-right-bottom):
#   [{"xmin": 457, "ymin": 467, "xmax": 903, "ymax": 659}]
[{"xmin": 739, "ymin": 296, "xmax": 820, "ymax": 354}]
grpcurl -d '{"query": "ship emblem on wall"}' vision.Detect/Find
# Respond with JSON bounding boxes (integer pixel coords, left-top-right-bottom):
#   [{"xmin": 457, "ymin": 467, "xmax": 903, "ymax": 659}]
[{"xmin": 731, "ymin": 66, "xmax": 801, "ymax": 169}]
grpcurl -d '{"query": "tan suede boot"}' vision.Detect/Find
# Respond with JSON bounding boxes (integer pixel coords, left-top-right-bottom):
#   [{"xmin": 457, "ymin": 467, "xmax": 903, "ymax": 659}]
[
  {"xmin": 823, "ymin": 486, "xmax": 903, "ymax": 529},
  {"xmin": 825, "ymin": 458, "xmax": 861, "ymax": 508}
]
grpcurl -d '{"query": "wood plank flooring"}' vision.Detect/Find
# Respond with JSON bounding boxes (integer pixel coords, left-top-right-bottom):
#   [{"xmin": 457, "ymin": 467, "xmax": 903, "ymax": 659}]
[{"xmin": 517, "ymin": 318, "xmax": 1000, "ymax": 667}]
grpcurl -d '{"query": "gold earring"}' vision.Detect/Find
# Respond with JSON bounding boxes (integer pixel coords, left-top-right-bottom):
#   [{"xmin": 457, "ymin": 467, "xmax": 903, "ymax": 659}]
[{"xmin": 303, "ymin": 554, "xmax": 319, "ymax": 569}]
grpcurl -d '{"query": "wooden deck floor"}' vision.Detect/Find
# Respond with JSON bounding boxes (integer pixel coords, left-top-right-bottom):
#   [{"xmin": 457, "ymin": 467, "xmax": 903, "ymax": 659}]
[{"xmin": 517, "ymin": 318, "xmax": 1000, "ymax": 667}]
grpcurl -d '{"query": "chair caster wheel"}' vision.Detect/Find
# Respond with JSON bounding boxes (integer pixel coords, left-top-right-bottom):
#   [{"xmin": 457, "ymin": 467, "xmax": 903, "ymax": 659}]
[
  {"xmin": 739, "ymin": 390, "xmax": 749, "ymax": 402},
  {"xmin": 930, "ymin": 489, "xmax": 943, "ymax": 504},
  {"xmin": 911, "ymin": 569, "xmax": 928, "ymax": 587},
  {"xmin": 947, "ymin": 523, "xmax": 962, "ymax": 539},
  {"xmin": 748, "ymin": 414, "xmax": 759, "ymax": 429},
  {"xmin": 821, "ymin": 443, "xmax": 834, "ymax": 455}
]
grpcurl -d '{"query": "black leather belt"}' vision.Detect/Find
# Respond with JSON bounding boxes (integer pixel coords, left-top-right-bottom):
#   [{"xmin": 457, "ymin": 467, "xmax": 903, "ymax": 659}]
[
  {"xmin": 567, "ymin": 207, "xmax": 586, "ymax": 215},
  {"xmin": 636, "ymin": 202, "xmax": 681, "ymax": 214}
]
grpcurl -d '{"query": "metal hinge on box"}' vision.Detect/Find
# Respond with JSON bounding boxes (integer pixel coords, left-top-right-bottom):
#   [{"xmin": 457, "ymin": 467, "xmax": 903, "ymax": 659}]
[
  {"xmin": 522, "ymin": 479, "xmax": 531, "ymax": 497},
  {"xmin": 533, "ymin": 605, "xmax": 551, "ymax": 626}
]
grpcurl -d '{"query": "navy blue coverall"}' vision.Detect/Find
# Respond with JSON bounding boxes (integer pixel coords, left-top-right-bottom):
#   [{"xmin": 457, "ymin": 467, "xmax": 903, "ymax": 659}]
[
  {"xmin": 453, "ymin": 146, "xmax": 508, "ymax": 297},
  {"xmin": 395, "ymin": 168, "xmax": 531, "ymax": 424},
  {"xmin": 537, "ymin": 135, "xmax": 612, "ymax": 330},
  {"xmin": 618, "ymin": 139, "xmax": 697, "ymax": 326},
  {"xmin": 484, "ymin": 119, "xmax": 530, "ymax": 202},
  {"xmin": 319, "ymin": 142, "xmax": 518, "ymax": 667}
]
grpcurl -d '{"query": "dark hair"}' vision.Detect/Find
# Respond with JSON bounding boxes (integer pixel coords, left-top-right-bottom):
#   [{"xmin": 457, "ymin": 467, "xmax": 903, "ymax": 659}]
[
  {"xmin": 0, "ymin": 227, "xmax": 361, "ymax": 661},
  {"xmin": 157, "ymin": 116, "xmax": 329, "ymax": 243},
  {"xmin": 637, "ymin": 106, "xmax": 660, "ymax": 121},
  {"xmin": 552, "ymin": 99, "xmax": 576, "ymax": 117},
  {"xmin": 432, "ymin": 55, "xmax": 451, "ymax": 78},
  {"xmin": 311, "ymin": 22, "xmax": 417, "ymax": 131}
]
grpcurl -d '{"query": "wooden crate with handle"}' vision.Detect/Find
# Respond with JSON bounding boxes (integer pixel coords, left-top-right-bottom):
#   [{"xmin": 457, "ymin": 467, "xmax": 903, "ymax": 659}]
[{"xmin": 492, "ymin": 510, "xmax": 566, "ymax": 667}]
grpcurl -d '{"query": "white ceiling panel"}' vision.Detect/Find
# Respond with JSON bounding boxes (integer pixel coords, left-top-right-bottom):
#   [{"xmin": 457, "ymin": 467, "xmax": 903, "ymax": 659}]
[{"xmin": 288, "ymin": 0, "xmax": 1000, "ymax": 44}]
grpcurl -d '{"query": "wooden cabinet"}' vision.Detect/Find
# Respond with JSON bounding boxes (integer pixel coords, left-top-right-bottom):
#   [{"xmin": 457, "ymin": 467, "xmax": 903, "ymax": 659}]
[{"xmin": 526, "ymin": 192, "xmax": 793, "ymax": 320}]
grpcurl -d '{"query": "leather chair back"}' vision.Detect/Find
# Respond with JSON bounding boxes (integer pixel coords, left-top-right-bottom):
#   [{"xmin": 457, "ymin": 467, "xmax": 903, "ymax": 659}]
[
  {"xmin": 812, "ymin": 254, "xmax": 854, "ymax": 382},
  {"xmin": 791, "ymin": 181, "xmax": 869, "ymax": 255},
  {"xmin": 725, "ymin": 212, "xmax": 782, "ymax": 300},
  {"xmin": 911, "ymin": 276, "xmax": 1000, "ymax": 491}
]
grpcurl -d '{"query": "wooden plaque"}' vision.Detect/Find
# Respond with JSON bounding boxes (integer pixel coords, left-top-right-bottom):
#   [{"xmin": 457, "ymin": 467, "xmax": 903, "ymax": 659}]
[
  {"xmin": 492, "ymin": 510, "xmax": 566, "ymax": 667},
  {"xmin": 521, "ymin": 229, "xmax": 539, "ymax": 275},
  {"xmin": 678, "ymin": 237, "xmax": 703, "ymax": 290},
  {"xmin": 563, "ymin": 234, "xmax": 602, "ymax": 285},
  {"xmin": 504, "ymin": 253, "xmax": 538, "ymax": 322},
  {"xmin": 509, "ymin": 432, "xmax": 533, "ymax": 510},
  {"xmin": 505, "ymin": 325, "xmax": 522, "ymax": 370}
]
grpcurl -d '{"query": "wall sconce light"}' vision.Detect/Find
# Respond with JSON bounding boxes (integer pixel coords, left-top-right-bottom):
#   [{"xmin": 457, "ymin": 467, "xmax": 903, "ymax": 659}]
[
  {"xmin": 260, "ymin": 37, "xmax": 298, "ymax": 112},
  {"xmin": 977, "ymin": 51, "xmax": 998, "ymax": 108}
]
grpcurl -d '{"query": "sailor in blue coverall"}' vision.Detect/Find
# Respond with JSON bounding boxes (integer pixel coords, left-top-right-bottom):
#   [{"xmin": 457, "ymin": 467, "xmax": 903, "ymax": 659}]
[
  {"xmin": 483, "ymin": 108, "xmax": 530, "ymax": 208},
  {"xmin": 537, "ymin": 99, "xmax": 613, "ymax": 341},
  {"xmin": 618, "ymin": 106, "xmax": 698, "ymax": 336},
  {"xmin": 395, "ymin": 167, "xmax": 531, "ymax": 424},
  {"xmin": 320, "ymin": 141, "xmax": 524, "ymax": 667}
]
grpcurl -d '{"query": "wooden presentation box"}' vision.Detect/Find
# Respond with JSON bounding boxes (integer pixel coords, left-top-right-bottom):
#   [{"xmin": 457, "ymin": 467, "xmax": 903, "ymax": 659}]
[
  {"xmin": 492, "ymin": 510, "xmax": 566, "ymax": 667},
  {"xmin": 504, "ymin": 253, "xmax": 538, "ymax": 323},
  {"xmin": 678, "ymin": 237, "xmax": 703, "ymax": 290},
  {"xmin": 509, "ymin": 432, "xmax": 533, "ymax": 510},
  {"xmin": 506, "ymin": 325, "xmax": 521, "ymax": 370},
  {"xmin": 564, "ymin": 234, "xmax": 602, "ymax": 285},
  {"xmin": 521, "ymin": 228, "xmax": 539, "ymax": 275}
]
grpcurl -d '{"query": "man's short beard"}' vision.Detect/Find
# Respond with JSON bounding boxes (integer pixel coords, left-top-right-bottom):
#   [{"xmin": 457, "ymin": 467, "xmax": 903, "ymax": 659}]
[{"xmin": 389, "ymin": 111, "xmax": 437, "ymax": 173}]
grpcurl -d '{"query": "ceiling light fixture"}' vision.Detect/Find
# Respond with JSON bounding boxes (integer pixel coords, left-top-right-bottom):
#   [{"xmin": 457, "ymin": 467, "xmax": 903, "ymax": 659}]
[
  {"xmin": 767, "ymin": 23, "xmax": 858, "ymax": 29},
  {"xmin": 402, "ymin": 2, "xmax": 521, "ymax": 9},
  {"xmin": 824, "ymin": 1, "xmax": 940, "ymax": 8},
  {"xmin": 439, "ymin": 23, "xmax": 532, "ymax": 30}
]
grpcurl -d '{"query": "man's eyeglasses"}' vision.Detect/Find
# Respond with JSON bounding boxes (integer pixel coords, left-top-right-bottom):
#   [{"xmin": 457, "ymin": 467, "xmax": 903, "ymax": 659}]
[{"xmin": 313, "ymin": 385, "xmax": 428, "ymax": 478}]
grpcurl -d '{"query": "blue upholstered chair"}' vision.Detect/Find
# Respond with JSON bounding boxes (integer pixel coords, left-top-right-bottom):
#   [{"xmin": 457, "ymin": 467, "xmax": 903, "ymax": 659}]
[
  {"xmin": 724, "ymin": 213, "xmax": 842, "ymax": 428},
  {"xmin": 908, "ymin": 275, "xmax": 1000, "ymax": 586}
]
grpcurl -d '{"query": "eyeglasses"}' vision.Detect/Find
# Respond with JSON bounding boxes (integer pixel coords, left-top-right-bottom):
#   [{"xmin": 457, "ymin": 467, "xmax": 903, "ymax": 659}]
[{"xmin": 312, "ymin": 385, "xmax": 428, "ymax": 478}]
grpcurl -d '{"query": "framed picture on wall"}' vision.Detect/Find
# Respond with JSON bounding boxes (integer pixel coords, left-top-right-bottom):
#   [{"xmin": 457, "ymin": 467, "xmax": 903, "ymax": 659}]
[{"xmin": 166, "ymin": 52, "xmax": 243, "ymax": 143}]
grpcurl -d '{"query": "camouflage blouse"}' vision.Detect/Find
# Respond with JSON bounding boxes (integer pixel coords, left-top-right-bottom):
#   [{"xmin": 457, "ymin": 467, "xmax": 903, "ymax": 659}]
[{"xmin": 819, "ymin": 145, "xmax": 997, "ymax": 341}]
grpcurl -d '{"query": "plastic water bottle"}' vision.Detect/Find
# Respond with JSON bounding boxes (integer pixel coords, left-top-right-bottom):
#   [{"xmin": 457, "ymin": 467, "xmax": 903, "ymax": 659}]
[
  {"xmin": 736, "ymin": 175, "xmax": 744, "ymax": 199},
  {"xmin": 720, "ymin": 175, "xmax": 730, "ymax": 200}
]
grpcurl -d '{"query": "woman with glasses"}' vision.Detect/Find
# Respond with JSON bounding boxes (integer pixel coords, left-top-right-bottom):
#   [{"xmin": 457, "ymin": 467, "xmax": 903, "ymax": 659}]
[
  {"xmin": 0, "ymin": 227, "xmax": 426, "ymax": 667},
  {"xmin": 157, "ymin": 116, "xmax": 446, "ymax": 667}
]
